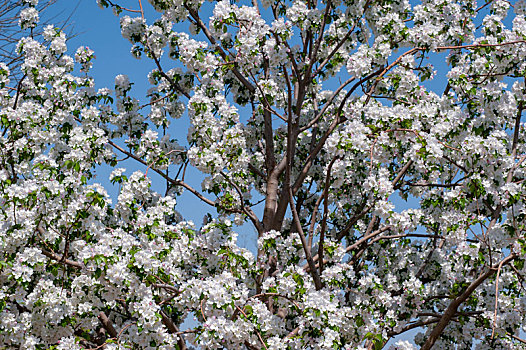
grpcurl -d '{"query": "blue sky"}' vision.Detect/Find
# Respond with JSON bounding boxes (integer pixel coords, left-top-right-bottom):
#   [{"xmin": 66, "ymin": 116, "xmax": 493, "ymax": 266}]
[{"xmin": 59, "ymin": 1, "xmax": 154, "ymax": 92}]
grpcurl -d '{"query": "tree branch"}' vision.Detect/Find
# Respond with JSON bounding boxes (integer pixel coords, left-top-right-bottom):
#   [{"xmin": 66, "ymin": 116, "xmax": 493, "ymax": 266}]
[
  {"xmin": 98, "ymin": 311, "xmax": 118, "ymax": 339},
  {"xmin": 186, "ymin": 7, "xmax": 255, "ymax": 94},
  {"xmin": 420, "ymin": 253, "xmax": 516, "ymax": 350}
]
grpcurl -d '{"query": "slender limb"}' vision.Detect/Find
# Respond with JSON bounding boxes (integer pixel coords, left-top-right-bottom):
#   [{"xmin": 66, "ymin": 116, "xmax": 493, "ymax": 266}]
[
  {"xmin": 300, "ymin": 76, "xmax": 356, "ymax": 132},
  {"xmin": 248, "ymin": 163, "xmax": 267, "ymax": 180},
  {"xmin": 345, "ymin": 225, "xmax": 392, "ymax": 254},
  {"xmin": 153, "ymin": 284, "xmax": 180, "ymax": 294},
  {"xmin": 248, "ymin": 293, "xmax": 301, "ymax": 310},
  {"xmin": 248, "ymin": 73, "xmax": 278, "ymax": 174},
  {"xmin": 420, "ymin": 253, "xmax": 516, "ymax": 350},
  {"xmin": 392, "ymin": 160, "xmax": 413, "ymax": 188},
  {"xmin": 334, "ymin": 201, "xmax": 372, "ymax": 241},
  {"xmin": 41, "ymin": 249, "xmax": 83, "ymax": 269},
  {"xmin": 491, "ymin": 258, "xmax": 506, "ymax": 339},
  {"xmin": 186, "ymin": 7, "xmax": 255, "ymax": 93},
  {"xmin": 435, "ymin": 40, "xmax": 526, "ymax": 51},
  {"xmin": 220, "ymin": 171, "xmax": 264, "ymax": 234},
  {"xmin": 235, "ymin": 305, "xmax": 269, "ymax": 350},
  {"xmin": 134, "ymin": 1, "xmax": 190, "ymax": 100},
  {"xmin": 508, "ymin": 333, "xmax": 526, "ymax": 345},
  {"xmin": 334, "ymin": 159, "xmax": 411, "ymax": 242},
  {"xmin": 285, "ymin": 327, "xmax": 300, "ymax": 339},
  {"xmin": 363, "ymin": 49, "xmax": 421, "ymax": 105},
  {"xmin": 249, "ymin": 73, "xmax": 287, "ymax": 122},
  {"xmin": 370, "ymin": 233, "xmax": 443, "ymax": 242},
  {"xmin": 388, "ymin": 318, "xmax": 440, "ymax": 337},
  {"xmin": 269, "ymin": 31, "xmax": 300, "ymax": 82},
  {"xmin": 415, "ymin": 233, "xmax": 443, "ymax": 280},
  {"xmin": 306, "ymin": 225, "xmax": 394, "ymax": 275},
  {"xmin": 108, "ymin": 140, "xmax": 236, "ymax": 211},
  {"xmin": 103, "ymin": 0, "xmax": 142, "ymax": 13},
  {"xmin": 292, "ymin": 68, "xmax": 383, "ymax": 194},
  {"xmin": 12, "ymin": 73, "xmax": 26, "ymax": 110},
  {"xmin": 38, "ymin": 226, "xmax": 84, "ymax": 269},
  {"xmin": 311, "ymin": 2, "xmax": 369, "ymax": 78},
  {"xmin": 308, "ymin": 193, "xmax": 325, "ymax": 245},
  {"xmin": 306, "ymin": 0, "xmax": 332, "ymax": 69}
]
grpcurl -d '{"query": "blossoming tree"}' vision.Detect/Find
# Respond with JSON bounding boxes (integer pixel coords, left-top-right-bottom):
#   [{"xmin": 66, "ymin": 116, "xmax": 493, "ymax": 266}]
[
  {"xmin": 1, "ymin": 0, "xmax": 526, "ymax": 348},
  {"xmin": 0, "ymin": 0, "xmax": 70, "ymax": 80}
]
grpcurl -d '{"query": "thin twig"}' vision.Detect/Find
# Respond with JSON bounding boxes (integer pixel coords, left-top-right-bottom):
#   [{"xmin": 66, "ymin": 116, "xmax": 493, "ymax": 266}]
[
  {"xmin": 235, "ymin": 305, "xmax": 269, "ymax": 350},
  {"xmin": 491, "ymin": 258, "xmax": 506, "ymax": 339}
]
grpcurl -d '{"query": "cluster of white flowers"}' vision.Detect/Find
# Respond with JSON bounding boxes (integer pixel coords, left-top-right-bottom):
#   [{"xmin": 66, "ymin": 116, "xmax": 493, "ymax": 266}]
[
  {"xmin": 75, "ymin": 46, "xmax": 95, "ymax": 72},
  {"xmin": 146, "ymin": 19, "xmax": 171, "ymax": 57},
  {"xmin": 120, "ymin": 16, "xmax": 146, "ymax": 43},
  {"xmin": 0, "ymin": 63, "xmax": 9, "ymax": 88},
  {"xmin": 115, "ymin": 73, "xmax": 131, "ymax": 95},
  {"xmin": 19, "ymin": 7, "xmax": 39, "ymax": 29}
]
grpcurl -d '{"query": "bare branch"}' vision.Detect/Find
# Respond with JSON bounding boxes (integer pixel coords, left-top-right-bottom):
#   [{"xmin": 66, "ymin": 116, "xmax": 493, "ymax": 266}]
[{"xmin": 40, "ymin": 249, "xmax": 83, "ymax": 269}]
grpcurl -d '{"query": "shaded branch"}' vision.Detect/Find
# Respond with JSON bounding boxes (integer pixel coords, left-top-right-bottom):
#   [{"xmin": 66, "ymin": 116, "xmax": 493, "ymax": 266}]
[{"xmin": 98, "ymin": 311, "xmax": 118, "ymax": 339}]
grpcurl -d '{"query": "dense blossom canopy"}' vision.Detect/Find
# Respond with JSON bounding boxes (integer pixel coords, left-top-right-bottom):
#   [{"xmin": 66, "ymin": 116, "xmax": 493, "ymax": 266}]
[{"xmin": 1, "ymin": 0, "xmax": 526, "ymax": 348}]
